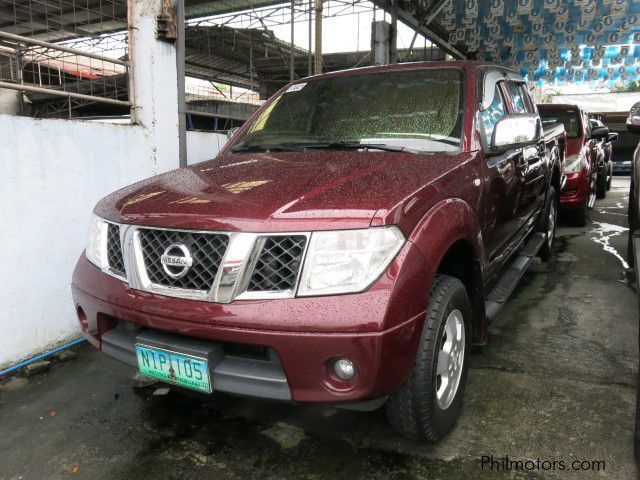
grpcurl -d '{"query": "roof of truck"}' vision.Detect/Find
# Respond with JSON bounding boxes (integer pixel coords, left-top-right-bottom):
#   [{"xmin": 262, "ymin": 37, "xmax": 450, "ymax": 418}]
[{"xmin": 298, "ymin": 60, "xmax": 518, "ymax": 81}]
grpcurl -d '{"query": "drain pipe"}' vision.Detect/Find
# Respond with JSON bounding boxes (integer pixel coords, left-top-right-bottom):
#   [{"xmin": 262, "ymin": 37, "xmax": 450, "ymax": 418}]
[{"xmin": 0, "ymin": 338, "xmax": 87, "ymax": 378}]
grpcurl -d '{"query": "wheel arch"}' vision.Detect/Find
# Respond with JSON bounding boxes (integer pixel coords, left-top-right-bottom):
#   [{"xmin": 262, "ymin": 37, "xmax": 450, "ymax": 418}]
[{"xmin": 409, "ymin": 199, "xmax": 486, "ymax": 344}]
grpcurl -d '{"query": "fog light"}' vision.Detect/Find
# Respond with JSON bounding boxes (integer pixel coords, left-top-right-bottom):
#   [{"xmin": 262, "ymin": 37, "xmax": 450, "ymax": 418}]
[{"xmin": 333, "ymin": 358, "xmax": 355, "ymax": 380}]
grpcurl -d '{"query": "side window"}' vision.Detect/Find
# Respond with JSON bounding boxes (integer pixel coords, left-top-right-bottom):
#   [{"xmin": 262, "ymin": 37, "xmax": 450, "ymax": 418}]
[
  {"xmin": 480, "ymin": 83, "xmax": 506, "ymax": 146},
  {"xmin": 518, "ymin": 84, "xmax": 536, "ymax": 113},
  {"xmin": 506, "ymin": 81, "xmax": 529, "ymax": 113}
]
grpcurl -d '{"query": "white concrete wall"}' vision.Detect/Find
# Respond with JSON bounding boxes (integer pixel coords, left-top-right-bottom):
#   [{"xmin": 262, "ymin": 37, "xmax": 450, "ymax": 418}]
[
  {"xmin": 0, "ymin": 114, "xmax": 177, "ymax": 368},
  {"xmin": 0, "ymin": 0, "xmax": 230, "ymax": 369},
  {"xmin": 186, "ymin": 131, "xmax": 227, "ymax": 165}
]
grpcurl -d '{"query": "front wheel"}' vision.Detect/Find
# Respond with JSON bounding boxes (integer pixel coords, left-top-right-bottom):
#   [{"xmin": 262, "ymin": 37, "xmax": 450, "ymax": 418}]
[
  {"xmin": 565, "ymin": 203, "xmax": 588, "ymax": 227},
  {"xmin": 386, "ymin": 275, "xmax": 471, "ymax": 441},
  {"xmin": 607, "ymin": 163, "xmax": 613, "ymax": 191}
]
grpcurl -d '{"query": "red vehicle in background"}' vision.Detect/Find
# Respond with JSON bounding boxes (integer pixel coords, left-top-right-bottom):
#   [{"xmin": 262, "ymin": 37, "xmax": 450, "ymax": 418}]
[{"xmin": 538, "ymin": 104, "xmax": 610, "ymax": 226}]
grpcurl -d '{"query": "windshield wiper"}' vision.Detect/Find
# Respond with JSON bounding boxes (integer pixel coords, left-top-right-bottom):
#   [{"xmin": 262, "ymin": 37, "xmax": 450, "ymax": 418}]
[
  {"xmin": 231, "ymin": 143, "xmax": 307, "ymax": 153},
  {"xmin": 300, "ymin": 141, "xmax": 420, "ymax": 154}
]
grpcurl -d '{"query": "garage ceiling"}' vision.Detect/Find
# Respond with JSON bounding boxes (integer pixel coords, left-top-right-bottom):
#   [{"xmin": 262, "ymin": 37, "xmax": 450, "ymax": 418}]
[
  {"xmin": 4, "ymin": 0, "xmax": 640, "ymax": 88},
  {"xmin": 0, "ymin": 0, "xmax": 283, "ymax": 42}
]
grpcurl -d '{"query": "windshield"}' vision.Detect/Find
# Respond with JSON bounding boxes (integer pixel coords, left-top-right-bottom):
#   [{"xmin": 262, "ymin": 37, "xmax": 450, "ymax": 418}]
[
  {"xmin": 539, "ymin": 109, "xmax": 580, "ymax": 138},
  {"xmin": 231, "ymin": 68, "xmax": 464, "ymax": 153}
]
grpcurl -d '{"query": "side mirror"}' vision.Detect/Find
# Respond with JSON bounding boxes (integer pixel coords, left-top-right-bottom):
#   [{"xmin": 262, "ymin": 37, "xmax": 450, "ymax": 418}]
[
  {"xmin": 226, "ymin": 127, "xmax": 240, "ymax": 140},
  {"xmin": 590, "ymin": 125, "xmax": 609, "ymax": 140},
  {"xmin": 608, "ymin": 132, "xmax": 618, "ymax": 143},
  {"xmin": 491, "ymin": 114, "xmax": 541, "ymax": 151}
]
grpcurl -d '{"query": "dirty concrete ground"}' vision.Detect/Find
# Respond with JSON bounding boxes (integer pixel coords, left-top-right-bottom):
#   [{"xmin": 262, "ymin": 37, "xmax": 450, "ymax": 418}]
[{"xmin": 0, "ymin": 178, "xmax": 638, "ymax": 480}]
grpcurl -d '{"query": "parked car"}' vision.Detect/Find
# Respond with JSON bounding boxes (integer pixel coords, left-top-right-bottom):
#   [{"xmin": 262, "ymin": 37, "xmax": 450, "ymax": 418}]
[
  {"xmin": 612, "ymin": 133, "xmax": 633, "ymax": 176},
  {"xmin": 613, "ymin": 153, "xmax": 633, "ymax": 176},
  {"xmin": 72, "ymin": 61, "xmax": 565, "ymax": 441},
  {"xmin": 538, "ymin": 104, "xmax": 610, "ymax": 226},
  {"xmin": 626, "ymin": 102, "xmax": 640, "ymax": 270},
  {"xmin": 590, "ymin": 118, "xmax": 617, "ymax": 197},
  {"xmin": 624, "ymin": 101, "xmax": 640, "ymax": 459}
]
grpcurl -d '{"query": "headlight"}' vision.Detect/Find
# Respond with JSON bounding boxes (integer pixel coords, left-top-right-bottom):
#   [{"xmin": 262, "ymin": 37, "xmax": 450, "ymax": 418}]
[
  {"xmin": 86, "ymin": 214, "xmax": 107, "ymax": 268},
  {"xmin": 564, "ymin": 153, "xmax": 584, "ymax": 174},
  {"xmin": 297, "ymin": 226, "xmax": 405, "ymax": 296}
]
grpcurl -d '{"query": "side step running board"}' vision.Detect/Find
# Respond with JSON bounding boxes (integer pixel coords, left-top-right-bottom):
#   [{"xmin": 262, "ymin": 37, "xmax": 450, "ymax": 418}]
[{"xmin": 485, "ymin": 232, "xmax": 546, "ymax": 321}]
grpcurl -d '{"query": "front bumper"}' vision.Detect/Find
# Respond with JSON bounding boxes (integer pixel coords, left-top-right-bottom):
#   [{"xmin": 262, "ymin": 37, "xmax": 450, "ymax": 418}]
[
  {"xmin": 71, "ymin": 243, "xmax": 429, "ymax": 403},
  {"xmin": 560, "ymin": 170, "xmax": 590, "ymax": 209}
]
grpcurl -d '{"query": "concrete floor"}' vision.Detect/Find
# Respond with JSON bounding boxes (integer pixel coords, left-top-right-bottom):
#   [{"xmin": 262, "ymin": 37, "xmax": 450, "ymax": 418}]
[{"xmin": 0, "ymin": 178, "xmax": 638, "ymax": 480}]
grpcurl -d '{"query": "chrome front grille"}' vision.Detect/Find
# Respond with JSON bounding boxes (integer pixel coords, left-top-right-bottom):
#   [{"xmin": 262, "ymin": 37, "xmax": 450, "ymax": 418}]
[
  {"xmin": 137, "ymin": 228, "xmax": 228, "ymax": 291},
  {"xmin": 102, "ymin": 225, "xmax": 310, "ymax": 303},
  {"xmin": 247, "ymin": 236, "xmax": 307, "ymax": 292},
  {"xmin": 106, "ymin": 223, "xmax": 125, "ymax": 277}
]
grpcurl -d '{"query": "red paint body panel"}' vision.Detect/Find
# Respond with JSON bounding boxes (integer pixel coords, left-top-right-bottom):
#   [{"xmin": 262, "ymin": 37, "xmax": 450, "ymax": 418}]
[
  {"xmin": 560, "ymin": 137, "xmax": 594, "ymax": 209},
  {"xmin": 560, "ymin": 171, "xmax": 590, "ymax": 209},
  {"xmin": 73, "ymin": 62, "xmax": 559, "ymax": 403},
  {"xmin": 94, "ymin": 150, "xmax": 481, "ymax": 237},
  {"xmin": 538, "ymin": 104, "xmax": 596, "ymax": 210},
  {"xmin": 72, "ymin": 254, "xmax": 426, "ymax": 402}
]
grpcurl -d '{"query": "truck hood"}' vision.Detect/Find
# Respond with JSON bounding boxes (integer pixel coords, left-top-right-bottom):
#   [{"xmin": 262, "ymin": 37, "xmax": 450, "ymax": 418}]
[{"xmin": 95, "ymin": 150, "xmax": 466, "ymax": 232}]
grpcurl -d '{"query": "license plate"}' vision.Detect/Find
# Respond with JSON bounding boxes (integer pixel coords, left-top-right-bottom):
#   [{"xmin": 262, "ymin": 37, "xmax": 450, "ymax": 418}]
[{"xmin": 135, "ymin": 344, "xmax": 211, "ymax": 393}]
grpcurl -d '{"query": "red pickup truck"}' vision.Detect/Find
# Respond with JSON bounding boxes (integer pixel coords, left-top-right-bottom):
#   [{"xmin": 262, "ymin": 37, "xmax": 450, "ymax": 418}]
[
  {"xmin": 538, "ymin": 104, "xmax": 610, "ymax": 225},
  {"xmin": 72, "ymin": 61, "xmax": 564, "ymax": 441}
]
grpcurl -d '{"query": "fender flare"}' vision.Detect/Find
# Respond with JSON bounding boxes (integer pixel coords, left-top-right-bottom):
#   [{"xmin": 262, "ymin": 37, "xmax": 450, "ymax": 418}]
[{"xmin": 409, "ymin": 198, "xmax": 484, "ymax": 277}]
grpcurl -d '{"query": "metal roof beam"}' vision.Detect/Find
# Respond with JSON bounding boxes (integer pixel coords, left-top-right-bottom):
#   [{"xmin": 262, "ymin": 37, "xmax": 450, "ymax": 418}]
[{"xmin": 371, "ymin": 0, "xmax": 466, "ymax": 59}]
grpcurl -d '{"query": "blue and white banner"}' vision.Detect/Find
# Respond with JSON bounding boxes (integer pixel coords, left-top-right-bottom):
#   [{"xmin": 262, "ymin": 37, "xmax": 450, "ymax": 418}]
[{"xmin": 429, "ymin": 0, "xmax": 640, "ymax": 87}]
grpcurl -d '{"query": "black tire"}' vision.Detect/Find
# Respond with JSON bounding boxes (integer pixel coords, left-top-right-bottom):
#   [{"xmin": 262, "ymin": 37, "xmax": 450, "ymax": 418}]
[
  {"xmin": 606, "ymin": 163, "xmax": 613, "ymax": 191},
  {"xmin": 565, "ymin": 203, "xmax": 588, "ymax": 227},
  {"xmin": 628, "ymin": 180, "xmax": 636, "ymax": 268},
  {"xmin": 596, "ymin": 169, "xmax": 607, "ymax": 199},
  {"xmin": 635, "ymin": 368, "xmax": 640, "ymax": 462},
  {"xmin": 386, "ymin": 275, "xmax": 471, "ymax": 441},
  {"xmin": 537, "ymin": 186, "xmax": 557, "ymax": 261}
]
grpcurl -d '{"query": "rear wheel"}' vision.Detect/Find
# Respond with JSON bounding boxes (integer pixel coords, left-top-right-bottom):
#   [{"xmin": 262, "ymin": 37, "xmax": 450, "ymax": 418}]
[
  {"xmin": 537, "ymin": 186, "xmax": 557, "ymax": 261},
  {"xmin": 386, "ymin": 275, "xmax": 470, "ymax": 441}
]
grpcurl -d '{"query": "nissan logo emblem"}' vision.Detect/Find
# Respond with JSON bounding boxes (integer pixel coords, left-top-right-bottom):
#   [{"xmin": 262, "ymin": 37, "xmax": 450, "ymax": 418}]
[{"xmin": 160, "ymin": 243, "xmax": 193, "ymax": 279}]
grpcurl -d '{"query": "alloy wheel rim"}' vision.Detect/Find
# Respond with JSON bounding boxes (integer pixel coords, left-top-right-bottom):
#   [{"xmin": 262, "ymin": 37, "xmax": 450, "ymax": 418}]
[{"xmin": 435, "ymin": 309, "xmax": 465, "ymax": 410}]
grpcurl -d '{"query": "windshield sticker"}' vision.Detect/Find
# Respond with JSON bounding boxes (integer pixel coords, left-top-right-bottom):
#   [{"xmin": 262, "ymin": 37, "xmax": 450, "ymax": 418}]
[{"xmin": 286, "ymin": 83, "xmax": 306, "ymax": 93}]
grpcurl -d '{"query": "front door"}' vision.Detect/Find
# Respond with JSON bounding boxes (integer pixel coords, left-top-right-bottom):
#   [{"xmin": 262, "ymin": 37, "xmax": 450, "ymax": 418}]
[
  {"xmin": 479, "ymin": 80, "xmax": 528, "ymax": 269},
  {"xmin": 504, "ymin": 81, "xmax": 547, "ymax": 225}
]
